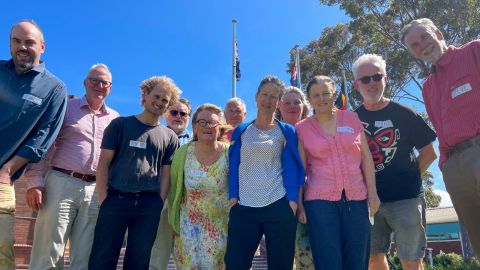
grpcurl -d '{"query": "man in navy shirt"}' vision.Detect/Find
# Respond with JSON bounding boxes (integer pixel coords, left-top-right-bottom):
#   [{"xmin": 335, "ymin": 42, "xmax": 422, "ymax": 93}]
[{"xmin": 0, "ymin": 20, "xmax": 67, "ymax": 270}]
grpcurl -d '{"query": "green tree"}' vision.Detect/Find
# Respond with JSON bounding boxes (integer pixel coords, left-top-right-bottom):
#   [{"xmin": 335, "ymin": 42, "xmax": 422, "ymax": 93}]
[
  {"xmin": 289, "ymin": 0, "xmax": 480, "ymax": 107},
  {"xmin": 423, "ymin": 171, "xmax": 441, "ymax": 208}
]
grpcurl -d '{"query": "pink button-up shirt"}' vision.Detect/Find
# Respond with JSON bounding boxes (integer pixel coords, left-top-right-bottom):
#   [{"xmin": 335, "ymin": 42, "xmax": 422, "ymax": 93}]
[
  {"xmin": 296, "ymin": 110, "xmax": 367, "ymax": 201},
  {"xmin": 423, "ymin": 41, "xmax": 480, "ymax": 166},
  {"xmin": 23, "ymin": 96, "xmax": 119, "ymax": 188}
]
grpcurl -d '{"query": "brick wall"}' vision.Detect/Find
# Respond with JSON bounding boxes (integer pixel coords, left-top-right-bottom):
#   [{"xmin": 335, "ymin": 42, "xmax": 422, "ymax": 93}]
[{"xmin": 13, "ymin": 177, "xmax": 37, "ymax": 266}]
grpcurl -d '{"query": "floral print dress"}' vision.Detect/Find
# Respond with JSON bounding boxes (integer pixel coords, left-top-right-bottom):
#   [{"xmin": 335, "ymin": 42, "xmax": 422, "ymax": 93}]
[{"xmin": 174, "ymin": 143, "xmax": 229, "ymax": 270}]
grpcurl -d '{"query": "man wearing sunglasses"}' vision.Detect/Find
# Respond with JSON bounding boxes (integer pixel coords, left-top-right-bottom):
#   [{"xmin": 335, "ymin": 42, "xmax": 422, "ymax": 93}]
[
  {"xmin": 22, "ymin": 63, "xmax": 119, "ymax": 270},
  {"xmin": 0, "ymin": 20, "xmax": 67, "ymax": 270},
  {"xmin": 353, "ymin": 54, "xmax": 437, "ymax": 270},
  {"xmin": 402, "ymin": 18, "xmax": 480, "ymax": 257},
  {"xmin": 150, "ymin": 97, "xmax": 192, "ymax": 270}
]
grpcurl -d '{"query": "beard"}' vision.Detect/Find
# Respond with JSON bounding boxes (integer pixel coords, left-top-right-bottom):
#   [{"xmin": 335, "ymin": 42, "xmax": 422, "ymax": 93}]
[{"xmin": 13, "ymin": 51, "xmax": 35, "ymax": 73}]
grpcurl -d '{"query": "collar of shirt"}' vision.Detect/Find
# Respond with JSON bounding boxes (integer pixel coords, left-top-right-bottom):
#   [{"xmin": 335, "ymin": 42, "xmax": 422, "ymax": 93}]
[
  {"xmin": 6, "ymin": 59, "xmax": 45, "ymax": 75},
  {"xmin": 79, "ymin": 95, "xmax": 111, "ymax": 115},
  {"xmin": 431, "ymin": 45, "xmax": 456, "ymax": 73}
]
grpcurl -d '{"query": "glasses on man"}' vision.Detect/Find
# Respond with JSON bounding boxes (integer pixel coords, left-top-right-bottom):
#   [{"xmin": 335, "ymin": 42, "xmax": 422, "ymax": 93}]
[
  {"xmin": 358, "ymin": 74, "xmax": 383, "ymax": 84},
  {"xmin": 87, "ymin": 77, "xmax": 112, "ymax": 87},
  {"xmin": 196, "ymin": 119, "xmax": 219, "ymax": 128},
  {"xmin": 169, "ymin": 110, "xmax": 189, "ymax": 118}
]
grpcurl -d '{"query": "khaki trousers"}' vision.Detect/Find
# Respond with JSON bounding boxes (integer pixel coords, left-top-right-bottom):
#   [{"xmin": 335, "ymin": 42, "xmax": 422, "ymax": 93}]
[
  {"xmin": 442, "ymin": 145, "xmax": 480, "ymax": 257},
  {"xmin": 0, "ymin": 182, "xmax": 15, "ymax": 270},
  {"xmin": 149, "ymin": 201, "xmax": 175, "ymax": 270}
]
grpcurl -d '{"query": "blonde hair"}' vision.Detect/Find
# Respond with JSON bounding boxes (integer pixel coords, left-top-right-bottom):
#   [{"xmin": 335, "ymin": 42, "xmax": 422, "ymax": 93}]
[
  {"xmin": 192, "ymin": 103, "xmax": 231, "ymax": 142},
  {"xmin": 139, "ymin": 76, "xmax": 182, "ymax": 106},
  {"xmin": 275, "ymin": 86, "xmax": 310, "ymax": 120}
]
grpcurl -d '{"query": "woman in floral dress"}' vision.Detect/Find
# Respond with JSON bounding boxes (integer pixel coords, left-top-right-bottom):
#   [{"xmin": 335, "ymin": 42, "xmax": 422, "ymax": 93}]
[{"xmin": 168, "ymin": 103, "xmax": 230, "ymax": 270}]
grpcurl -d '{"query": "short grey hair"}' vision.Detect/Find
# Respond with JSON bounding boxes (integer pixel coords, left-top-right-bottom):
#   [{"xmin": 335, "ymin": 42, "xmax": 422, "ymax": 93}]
[
  {"xmin": 86, "ymin": 63, "xmax": 112, "ymax": 80},
  {"xmin": 401, "ymin": 18, "xmax": 439, "ymax": 45},
  {"xmin": 352, "ymin": 54, "xmax": 387, "ymax": 79},
  {"xmin": 225, "ymin": 97, "xmax": 246, "ymax": 113}
]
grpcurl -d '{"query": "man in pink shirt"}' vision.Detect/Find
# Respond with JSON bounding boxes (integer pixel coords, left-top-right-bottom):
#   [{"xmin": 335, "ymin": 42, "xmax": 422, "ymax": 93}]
[
  {"xmin": 22, "ymin": 63, "xmax": 119, "ymax": 270},
  {"xmin": 402, "ymin": 18, "xmax": 480, "ymax": 256}
]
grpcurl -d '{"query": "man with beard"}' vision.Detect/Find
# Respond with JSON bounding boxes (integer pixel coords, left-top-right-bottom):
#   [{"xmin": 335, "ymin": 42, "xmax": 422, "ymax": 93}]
[
  {"xmin": 89, "ymin": 76, "xmax": 180, "ymax": 270},
  {"xmin": 353, "ymin": 54, "xmax": 437, "ymax": 270},
  {"xmin": 402, "ymin": 18, "xmax": 480, "ymax": 256},
  {"xmin": 0, "ymin": 20, "xmax": 67, "ymax": 270}
]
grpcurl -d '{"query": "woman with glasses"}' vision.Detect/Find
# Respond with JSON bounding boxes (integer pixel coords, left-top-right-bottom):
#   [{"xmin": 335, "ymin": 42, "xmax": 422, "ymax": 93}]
[
  {"xmin": 225, "ymin": 76, "xmax": 305, "ymax": 270},
  {"xmin": 168, "ymin": 103, "xmax": 230, "ymax": 269},
  {"xmin": 295, "ymin": 75, "xmax": 380, "ymax": 270},
  {"xmin": 276, "ymin": 86, "xmax": 314, "ymax": 270}
]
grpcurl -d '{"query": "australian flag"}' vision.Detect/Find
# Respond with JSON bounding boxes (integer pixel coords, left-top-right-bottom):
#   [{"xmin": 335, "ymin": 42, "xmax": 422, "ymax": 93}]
[{"xmin": 290, "ymin": 63, "xmax": 298, "ymax": 87}]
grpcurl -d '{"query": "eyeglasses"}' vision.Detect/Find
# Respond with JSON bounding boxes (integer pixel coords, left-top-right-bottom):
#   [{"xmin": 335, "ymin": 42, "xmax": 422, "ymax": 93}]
[
  {"xmin": 169, "ymin": 110, "xmax": 189, "ymax": 118},
  {"xmin": 87, "ymin": 77, "xmax": 112, "ymax": 87},
  {"xmin": 196, "ymin": 119, "xmax": 219, "ymax": 128},
  {"xmin": 358, "ymin": 74, "xmax": 384, "ymax": 84}
]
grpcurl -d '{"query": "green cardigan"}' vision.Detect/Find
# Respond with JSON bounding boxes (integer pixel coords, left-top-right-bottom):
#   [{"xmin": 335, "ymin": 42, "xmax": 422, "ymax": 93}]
[{"xmin": 167, "ymin": 141, "xmax": 229, "ymax": 233}]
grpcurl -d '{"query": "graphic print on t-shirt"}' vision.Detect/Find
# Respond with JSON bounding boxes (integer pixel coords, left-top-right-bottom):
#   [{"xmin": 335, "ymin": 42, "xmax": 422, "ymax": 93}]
[{"xmin": 362, "ymin": 121, "xmax": 400, "ymax": 172}]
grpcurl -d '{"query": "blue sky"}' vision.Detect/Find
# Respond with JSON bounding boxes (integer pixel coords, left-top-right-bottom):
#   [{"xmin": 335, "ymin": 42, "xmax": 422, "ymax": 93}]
[{"xmin": 1, "ymin": 0, "xmax": 449, "ymax": 205}]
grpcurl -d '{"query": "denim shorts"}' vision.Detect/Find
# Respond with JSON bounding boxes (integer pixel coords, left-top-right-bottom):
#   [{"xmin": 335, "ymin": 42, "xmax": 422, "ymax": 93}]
[{"xmin": 371, "ymin": 197, "xmax": 426, "ymax": 260}]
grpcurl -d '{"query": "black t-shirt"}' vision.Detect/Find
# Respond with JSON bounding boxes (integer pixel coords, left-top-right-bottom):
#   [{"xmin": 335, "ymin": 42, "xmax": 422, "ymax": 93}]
[
  {"xmin": 101, "ymin": 116, "xmax": 179, "ymax": 193},
  {"xmin": 355, "ymin": 101, "xmax": 436, "ymax": 202}
]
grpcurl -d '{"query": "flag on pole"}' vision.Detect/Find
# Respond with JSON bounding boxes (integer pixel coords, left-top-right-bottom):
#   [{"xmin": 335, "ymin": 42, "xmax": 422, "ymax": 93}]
[
  {"xmin": 335, "ymin": 74, "xmax": 348, "ymax": 110},
  {"xmin": 290, "ymin": 63, "xmax": 298, "ymax": 87},
  {"xmin": 235, "ymin": 41, "xmax": 241, "ymax": 81}
]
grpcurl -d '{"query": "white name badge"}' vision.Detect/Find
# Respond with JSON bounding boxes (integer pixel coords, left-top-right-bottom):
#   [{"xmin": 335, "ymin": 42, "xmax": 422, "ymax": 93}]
[
  {"xmin": 374, "ymin": 120, "xmax": 393, "ymax": 128},
  {"xmin": 192, "ymin": 170, "xmax": 207, "ymax": 178},
  {"xmin": 22, "ymin": 94, "xmax": 42, "ymax": 106},
  {"xmin": 129, "ymin": 140, "xmax": 146, "ymax": 149},
  {"xmin": 451, "ymin": 83, "xmax": 472, "ymax": 99},
  {"xmin": 337, "ymin": 126, "xmax": 354, "ymax": 133}
]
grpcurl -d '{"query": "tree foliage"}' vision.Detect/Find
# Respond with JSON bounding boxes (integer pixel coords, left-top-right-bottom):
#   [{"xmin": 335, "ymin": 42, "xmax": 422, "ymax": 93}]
[
  {"xmin": 288, "ymin": 0, "xmax": 480, "ymax": 108},
  {"xmin": 423, "ymin": 171, "xmax": 441, "ymax": 208}
]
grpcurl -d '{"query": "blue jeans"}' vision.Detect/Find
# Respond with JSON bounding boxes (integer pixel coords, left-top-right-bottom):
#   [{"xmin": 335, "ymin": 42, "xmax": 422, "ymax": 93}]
[
  {"xmin": 88, "ymin": 189, "xmax": 163, "ymax": 270},
  {"xmin": 304, "ymin": 194, "xmax": 370, "ymax": 270}
]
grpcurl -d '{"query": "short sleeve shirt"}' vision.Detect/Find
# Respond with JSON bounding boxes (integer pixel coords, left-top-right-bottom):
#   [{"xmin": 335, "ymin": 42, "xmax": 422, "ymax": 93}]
[
  {"xmin": 101, "ymin": 116, "xmax": 179, "ymax": 193},
  {"xmin": 355, "ymin": 101, "xmax": 436, "ymax": 202}
]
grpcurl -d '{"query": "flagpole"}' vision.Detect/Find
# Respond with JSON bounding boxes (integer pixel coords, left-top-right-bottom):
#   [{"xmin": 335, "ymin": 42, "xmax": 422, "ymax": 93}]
[
  {"xmin": 342, "ymin": 70, "xmax": 348, "ymax": 110},
  {"xmin": 232, "ymin": 19, "xmax": 237, "ymax": 97},
  {"xmin": 295, "ymin": 45, "xmax": 302, "ymax": 90}
]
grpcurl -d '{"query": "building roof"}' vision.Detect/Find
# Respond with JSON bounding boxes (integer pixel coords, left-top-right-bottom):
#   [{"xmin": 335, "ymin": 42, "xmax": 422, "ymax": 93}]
[{"xmin": 426, "ymin": 207, "xmax": 458, "ymax": 224}]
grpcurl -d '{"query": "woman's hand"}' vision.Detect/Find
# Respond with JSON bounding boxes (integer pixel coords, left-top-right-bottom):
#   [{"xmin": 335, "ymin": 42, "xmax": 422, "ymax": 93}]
[
  {"xmin": 229, "ymin": 197, "xmax": 238, "ymax": 210},
  {"xmin": 289, "ymin": 200, "xmax": 298, "ymax": 216},
  {"xmin": 368, "ymin": 192, "xmax": 381, "ymax": 217},
  {"xmin": 297, "ymin": 203, "xmax": 307, "ymax": 224}
]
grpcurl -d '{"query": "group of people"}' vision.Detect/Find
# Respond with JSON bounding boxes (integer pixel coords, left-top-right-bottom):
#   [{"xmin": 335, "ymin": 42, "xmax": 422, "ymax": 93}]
[{"xmin": 0, "ymin": 17, "xmax": 479, "ymax": 270}]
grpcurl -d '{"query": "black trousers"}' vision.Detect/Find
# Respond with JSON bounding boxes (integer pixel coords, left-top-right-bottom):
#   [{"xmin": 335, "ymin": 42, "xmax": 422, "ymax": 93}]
[
  {"xmin": 225, "ymin": 196, "xmax": 297, "ymax": 270},
  {"xmin": 88, "ymin": 189, "xmax": 163, "ymax": 270}
]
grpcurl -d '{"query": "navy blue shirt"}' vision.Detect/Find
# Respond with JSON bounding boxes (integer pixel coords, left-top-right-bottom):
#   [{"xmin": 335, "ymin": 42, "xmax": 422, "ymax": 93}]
[{"xmin": 0, "ymin": 59, "xmax": 67, "ymax": 179}]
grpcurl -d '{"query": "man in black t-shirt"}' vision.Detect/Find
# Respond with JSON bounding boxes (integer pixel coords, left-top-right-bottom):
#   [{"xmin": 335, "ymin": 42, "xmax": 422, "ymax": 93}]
[
  {"xmin": 88, "ymin": 76, "xmax": 180, "ymax": 270},
  {"xmin": 353, "ymin": 54, "xmax": 437, "ymax": 270}
]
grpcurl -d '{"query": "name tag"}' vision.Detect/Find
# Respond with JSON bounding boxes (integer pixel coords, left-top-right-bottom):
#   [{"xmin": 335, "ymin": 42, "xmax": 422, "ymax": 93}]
[
  {"xmin": 451, "ymin": 83, "xmax": 472, "ymax": 99},
  {"xmin": 22, "ymin": 94, "xmax": 42, "ymax": 106},
  {"xmin": 192, "ymin": 170, "xmax": 207, "ymax": 178},
  {"xmin": 337, "ymin": 126, "xmax": 354, "ymax": 133},
  {"xmin": 374, "ymin": 120, "xmax": 393, "ymax": 128},
  {"xmin": 129, "ymin": 140, "xmax": 146, "ymax": 149}
]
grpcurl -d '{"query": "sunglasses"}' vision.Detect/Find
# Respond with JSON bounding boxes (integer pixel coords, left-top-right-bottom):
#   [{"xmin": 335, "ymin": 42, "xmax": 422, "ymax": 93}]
[
  {"xmin": 169, "ymin": 110, "xmax": 189, "ymax": 118},
  {"xmin": 358, "ymin": 74, "xmax": 384, "ymax": 84}
]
